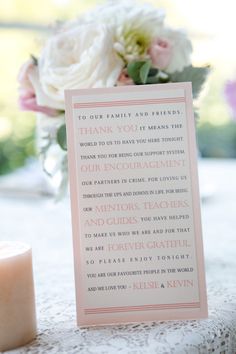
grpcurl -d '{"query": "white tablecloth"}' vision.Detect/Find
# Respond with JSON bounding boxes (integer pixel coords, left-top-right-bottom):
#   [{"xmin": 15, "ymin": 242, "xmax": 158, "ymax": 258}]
[{"xmin": 1, "ymin": 159, "xmax": 236, "ymax": 354}]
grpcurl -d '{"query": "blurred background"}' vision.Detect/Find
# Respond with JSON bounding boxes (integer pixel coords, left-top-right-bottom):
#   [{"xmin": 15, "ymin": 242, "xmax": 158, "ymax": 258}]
[{"xmin": 1, "ymin": 0, "xmax": 236, "ymax": 177}]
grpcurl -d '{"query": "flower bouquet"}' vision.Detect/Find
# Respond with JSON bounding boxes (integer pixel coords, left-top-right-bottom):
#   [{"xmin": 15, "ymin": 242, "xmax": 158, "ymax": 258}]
[{"xmin": 18, "ymin": 0, "xmax": 209, "ymax": 196}]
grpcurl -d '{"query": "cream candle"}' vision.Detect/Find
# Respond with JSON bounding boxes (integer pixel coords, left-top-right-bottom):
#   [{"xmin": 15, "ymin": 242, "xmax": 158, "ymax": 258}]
[{"xmin": 0, "ymin": 242, "xmax": 37, "ymax": 351}]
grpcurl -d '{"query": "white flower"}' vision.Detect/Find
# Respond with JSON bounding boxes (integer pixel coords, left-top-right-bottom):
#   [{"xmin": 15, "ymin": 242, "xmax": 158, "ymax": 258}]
[
  {"xmin": 38, "ymin": 23, "xmax": 123, "ymax": 108},
  {"xmin": 82, "ymin": 0, "xmax": 165, "ymax": 63},
  {"xmin": 158, "ymin": 27, "xmax": 193, "ymax": 73},
  {"xmin": 27, "ymin": 65, "xmax": 64, "ymax": 110}
]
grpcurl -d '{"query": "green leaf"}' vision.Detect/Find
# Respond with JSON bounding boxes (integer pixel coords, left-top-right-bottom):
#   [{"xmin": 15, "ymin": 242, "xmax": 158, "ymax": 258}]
[
  {"xmin": 127, "ymin": 60, "xmax": 152, "ymax": 85},
  {"xmin": 140, "ymin": 60, "xmax": 151, "ymax": 84},
  {"xmin": 56, "ymin": 124, "xmax": 67, "ymax": 151},
  {"xmin": 146, "ymin": 76, "xmax": 162, "ymax": 84},
  {"xmin": 148, "ymin": 68, "xmax": 159, "ymax": 77},
  {"xmin": 170, "ymin": 65, "xmax": 210, "ymax": 99},
  {"xmin": 127, "ymin": 60, "xmax": 172, "ymax": 86},
  {"xmin": 146, "ymin": 70, "xmax": 170, "ymax": 84},
  {"xmin": 30, "ymin": 54, "xmax": 38, "ymax": 66},
  {"xmin": 127, "ymin": 61, "xmax": 143, "ymax": 84}
]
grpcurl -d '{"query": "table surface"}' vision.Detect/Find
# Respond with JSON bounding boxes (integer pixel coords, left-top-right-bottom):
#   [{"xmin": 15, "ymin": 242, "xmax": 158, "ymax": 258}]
[{"xmin": 1, "ymin": 159, "xmax": 236, "ymax": 354}]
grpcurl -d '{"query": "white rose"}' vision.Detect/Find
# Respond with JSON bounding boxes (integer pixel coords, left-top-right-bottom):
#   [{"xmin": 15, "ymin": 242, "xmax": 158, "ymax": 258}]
[
  {"xmin": 82, "ymin": 0, "xmax": 165, "ymax": 62},
  {"xmin": 159, "ymin": 27, "xmax": 193, "ymax": 73},
  {"xmin": 27, "ymin": 65, "xmax": 64, "ymax": 110},
  {"xmin": 38, "ymin": 24, "xmax": 123, "ymax": 108}
]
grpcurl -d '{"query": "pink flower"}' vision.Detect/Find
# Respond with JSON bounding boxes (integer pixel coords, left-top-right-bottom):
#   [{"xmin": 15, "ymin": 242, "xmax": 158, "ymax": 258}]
[
  {"xmin": 117, "ymin": 70, "xmax": 134, "ymax": 86},
  {"xmin": 19, "ymin": 91, "xmax": 60, "ymax": 117},
  {"xmin": 148, "ymin": 38, "xmax": 172, "ymax": 70},
  {"xmin": 225, "ymin": 80, "xmax": 236, "ymax": 119},
  {"xmin": 18, "ymin": 59, "xmax": 59, "ymax": 117}
]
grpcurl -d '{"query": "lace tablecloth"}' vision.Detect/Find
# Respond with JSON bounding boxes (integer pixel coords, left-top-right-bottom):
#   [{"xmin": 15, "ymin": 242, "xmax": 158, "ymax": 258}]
[{"xmin": 1, "ymin": 159, "xmax": 236, "ymax": 354}]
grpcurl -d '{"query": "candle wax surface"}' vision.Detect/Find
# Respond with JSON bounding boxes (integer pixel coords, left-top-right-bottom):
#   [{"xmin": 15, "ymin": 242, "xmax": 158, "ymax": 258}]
[
  {"xmin": 0, "ymin": 241, "xmax": 30, "ymax": 259},
  {"xmin": 0, "ymin": 241, "xmax": 37, "ymax": 351}
]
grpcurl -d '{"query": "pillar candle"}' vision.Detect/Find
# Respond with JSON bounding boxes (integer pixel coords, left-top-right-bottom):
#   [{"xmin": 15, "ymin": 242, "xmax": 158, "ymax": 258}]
[{"xmin": 0, "ymin": 242, "xmax": 37, "ymax": 351}]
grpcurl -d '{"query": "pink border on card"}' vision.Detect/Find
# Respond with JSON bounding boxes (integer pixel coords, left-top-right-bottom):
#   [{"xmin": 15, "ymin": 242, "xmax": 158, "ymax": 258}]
[
  {"xmin": 65, "ymin": 82, "xmax": 208, "ymax": 327},
  {"xmin": 184, "ymin": 84, "xmax": 208, "ymax": 318},
  {"xmin": 73, "ymin": 97, "xmax": 185, "ymax": 109},
  {"xmin": 84, "ymin": 302, "xmax": 200, "ymax": 315}
]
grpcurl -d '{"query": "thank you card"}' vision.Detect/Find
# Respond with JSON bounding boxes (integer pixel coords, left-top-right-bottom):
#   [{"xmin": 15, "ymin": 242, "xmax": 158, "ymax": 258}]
[{"xmin": 65, "ymin": 83, "xmax": 208, "ymax": 326}]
